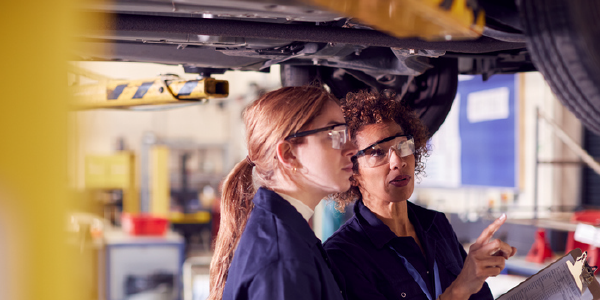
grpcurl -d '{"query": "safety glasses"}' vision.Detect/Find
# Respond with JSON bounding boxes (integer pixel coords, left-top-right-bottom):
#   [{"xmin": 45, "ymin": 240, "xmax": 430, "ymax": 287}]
[
  {"xmin": 354, "ymin": 134, "xmax": 414, "ymax": 168},
  {"xmin": 285, "ymin": 123, "xmax": 349, "ymax": 150}
]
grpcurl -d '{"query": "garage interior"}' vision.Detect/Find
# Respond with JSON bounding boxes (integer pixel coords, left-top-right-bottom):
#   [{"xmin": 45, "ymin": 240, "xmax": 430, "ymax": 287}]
[{"xmin": 2, "ymin": 1, "xmax": 600, "ymax": 300}]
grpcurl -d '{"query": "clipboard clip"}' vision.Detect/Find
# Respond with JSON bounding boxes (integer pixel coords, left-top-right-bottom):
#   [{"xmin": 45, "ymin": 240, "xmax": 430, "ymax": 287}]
[{"xmin": 581, "ymin": 251, "xmax": 598, "ymax": 285}]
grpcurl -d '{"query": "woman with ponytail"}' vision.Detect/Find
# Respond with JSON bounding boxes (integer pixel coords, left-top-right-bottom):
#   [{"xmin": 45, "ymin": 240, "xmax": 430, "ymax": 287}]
[{"xmin": 209, "ymin": 86, "xmax": 358, "ymax": 300}]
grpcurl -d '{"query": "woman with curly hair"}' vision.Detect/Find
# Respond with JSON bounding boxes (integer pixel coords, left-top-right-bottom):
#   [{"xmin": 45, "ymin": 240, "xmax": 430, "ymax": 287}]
[{"xmin": 324, "ymin": 90, "xmax": 516, "ymax": 300}]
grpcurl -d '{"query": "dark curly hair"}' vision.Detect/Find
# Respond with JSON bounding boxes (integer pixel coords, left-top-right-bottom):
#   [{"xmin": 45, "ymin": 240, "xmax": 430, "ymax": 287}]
[{"xmin": 332, "ymin": 89, "xmax": 430, "ymax": 211}]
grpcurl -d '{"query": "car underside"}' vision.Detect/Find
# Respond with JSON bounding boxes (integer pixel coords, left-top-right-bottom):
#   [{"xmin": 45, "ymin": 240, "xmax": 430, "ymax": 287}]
[{"xmin": 75, "ymin": 0, "xmax": 600, "ymax": 136}]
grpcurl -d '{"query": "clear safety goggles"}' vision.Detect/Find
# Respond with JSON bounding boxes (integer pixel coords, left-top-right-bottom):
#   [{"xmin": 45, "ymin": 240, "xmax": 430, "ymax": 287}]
[
  {"xmin": 285, "ymin": 123, "xmax": 349, "ymax": 150},
  {"xmin": 354, "ymin": 134, "xmax": 415, "ymax": 168}
]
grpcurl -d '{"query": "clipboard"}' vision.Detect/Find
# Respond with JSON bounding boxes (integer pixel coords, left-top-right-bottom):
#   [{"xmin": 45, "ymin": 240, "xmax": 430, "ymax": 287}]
[{"xmin": 497, "ymin": 248, "xmax": 600, "ymax": 300}]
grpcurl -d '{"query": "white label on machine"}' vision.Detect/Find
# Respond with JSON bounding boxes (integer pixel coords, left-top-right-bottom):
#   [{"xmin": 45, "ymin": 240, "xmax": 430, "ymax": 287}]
[
  {"xmin": 467, "ymin": 87, "xmax": 509, "ymax": 123},
  {"xmin": 574, "ymin": 223, "xmax": 600, "ymax": 247}
]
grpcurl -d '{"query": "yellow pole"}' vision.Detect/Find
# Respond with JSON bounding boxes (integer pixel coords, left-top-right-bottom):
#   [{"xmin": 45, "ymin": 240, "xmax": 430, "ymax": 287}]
[
  {"xmin": 150, "ymin": 146, "xmax": 171, "ymax": 217},
  {"xmin": 0, "ymin": 1, "xmax": 87, "ymax": 300}
]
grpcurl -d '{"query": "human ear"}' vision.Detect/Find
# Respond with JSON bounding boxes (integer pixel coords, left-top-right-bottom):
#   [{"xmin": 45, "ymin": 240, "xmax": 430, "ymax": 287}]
[{"xmin": 275, "ymin": 140, "xmax": 298, "ymax": 171}]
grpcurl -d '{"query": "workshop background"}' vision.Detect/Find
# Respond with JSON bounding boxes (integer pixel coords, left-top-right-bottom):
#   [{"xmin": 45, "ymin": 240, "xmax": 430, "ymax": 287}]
[
  {"xmin": 63, "ymin": 61, "xmax": 597, "ymax": 300},
  {"xmin": 2, "ymin": 1, "xmax": 600, "ymax": 300}
]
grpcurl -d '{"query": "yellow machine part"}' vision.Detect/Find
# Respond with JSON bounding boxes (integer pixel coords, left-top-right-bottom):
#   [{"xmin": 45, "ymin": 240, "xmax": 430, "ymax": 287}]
[
  {"xmin": 85, "ymin": 153, "xmax": 133, "ymax": 190},
  {"xmin": 150, "ymin": 146, "xmax": 170, "ymax": 218},
  {"xmin": 170, "ymin": 211, "xmax": 211, "ymax": 224},
  {"xmin": 71, "ymin": 77, "xmax": 229, "ymax": 110},
  {"xmin": 1, "ymin": 1, "xmax": 87, "ymax": 299},
  {"xmin": 84, "ymin": 152, "xmax": 139, "ymax": 213},
  {"xmin": 150, "ymin": 146, "xmax": 211, "ymax": 224},
  {"xmin": 307, "ymin": 0, "xmax": 485, "ymax": 40}
]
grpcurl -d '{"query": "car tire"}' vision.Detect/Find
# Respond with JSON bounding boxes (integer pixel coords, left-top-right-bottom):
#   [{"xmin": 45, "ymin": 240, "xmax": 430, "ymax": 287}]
[
  {"xmin": 402, "ymin": 57, "xmax": 458, "ymax": 138},
  {"xmin": 519, "ymin": 0, "xmax": 600, "ymax": 134}
]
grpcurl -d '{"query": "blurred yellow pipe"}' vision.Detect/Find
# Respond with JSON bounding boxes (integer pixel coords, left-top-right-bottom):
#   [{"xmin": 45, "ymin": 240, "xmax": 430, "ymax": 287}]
[{"xmin": 0, "ymin": 1, "xmax": 95, "ymax": 300}]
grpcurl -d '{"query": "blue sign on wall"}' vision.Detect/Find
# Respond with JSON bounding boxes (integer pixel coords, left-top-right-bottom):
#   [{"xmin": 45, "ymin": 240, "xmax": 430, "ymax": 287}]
[{"xmin": 458, "ymin": 74, "xmax": 517, "ymax": 188}]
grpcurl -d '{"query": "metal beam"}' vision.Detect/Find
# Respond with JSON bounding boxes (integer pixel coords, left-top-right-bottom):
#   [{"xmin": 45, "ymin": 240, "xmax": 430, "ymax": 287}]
[
  {"xmin": 82, "ymin": 12, "xmax": 527, "ymax": 53},
  {"xmin": 538, "ymin": 109, "xmax": 600, "ymax": 176}
]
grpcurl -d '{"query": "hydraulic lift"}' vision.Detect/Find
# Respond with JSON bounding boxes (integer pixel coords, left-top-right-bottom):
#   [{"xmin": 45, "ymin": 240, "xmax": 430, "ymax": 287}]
[{"xmin": 69, "ymin": 65, "xmax": 229, "ymax": 110}]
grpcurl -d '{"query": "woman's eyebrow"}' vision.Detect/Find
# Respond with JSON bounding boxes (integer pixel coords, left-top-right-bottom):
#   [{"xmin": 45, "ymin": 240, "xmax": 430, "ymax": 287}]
[
  {"xmin": 366, "ymin": 132, "xmax": 405, "ymax": 148},
  {"xmin": 325, "ymin": 120, "xmax": 345, "ymax": 126}
]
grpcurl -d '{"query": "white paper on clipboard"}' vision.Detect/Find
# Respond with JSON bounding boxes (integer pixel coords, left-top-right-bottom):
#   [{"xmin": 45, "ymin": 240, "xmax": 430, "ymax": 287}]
[{"xmin": 497, "ymin": 248, "xmax": 600, "ymax": 300}]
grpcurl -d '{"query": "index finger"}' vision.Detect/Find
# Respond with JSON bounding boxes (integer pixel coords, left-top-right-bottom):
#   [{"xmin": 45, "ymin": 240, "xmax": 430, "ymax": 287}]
[{"xmin": 474, "ymin": 214, "xmax": 507, "ymax": 246}]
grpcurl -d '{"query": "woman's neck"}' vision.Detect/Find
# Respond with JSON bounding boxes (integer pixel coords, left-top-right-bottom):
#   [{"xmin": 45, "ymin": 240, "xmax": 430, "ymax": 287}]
[
  {"xmin": 271, "ymin": 172, "xmax": 325, "ymax": 210},
  {"xmin": 272, "ymin": 186, "xmax": 322, "ymax": 210},
  {"xmin": 363, "ymin": 195, "xmax": 414, "ymax": 237}
]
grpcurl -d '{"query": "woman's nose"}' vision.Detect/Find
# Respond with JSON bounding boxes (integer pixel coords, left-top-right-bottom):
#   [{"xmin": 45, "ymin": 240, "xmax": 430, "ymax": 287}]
[
  {"xmin": 343, "ymin": 140, "xmax": 358, "ymax": 157},
  {"xmin": 388, "ymin": 148, "xmax": 407, "ymax": 169}
]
